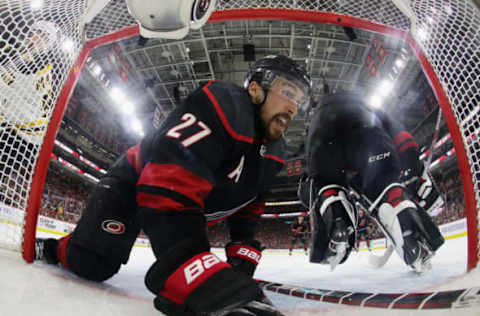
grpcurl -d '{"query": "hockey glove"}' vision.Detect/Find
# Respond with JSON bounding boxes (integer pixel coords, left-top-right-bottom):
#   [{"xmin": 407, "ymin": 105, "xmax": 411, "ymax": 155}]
[
  {"xmin": 309, "ymin": 185, "xmax": 356, "ymax": 270},
  {"xmin": 145, "ymin": 239, "xmax": 265, "ymax": 316},
  {"xmin": 225, "ymin": 239, "xmax": 263, "ymax": 277},
  {"xmin": 404, "ymin": 169, "xmax": 443, "ymax": 213}
]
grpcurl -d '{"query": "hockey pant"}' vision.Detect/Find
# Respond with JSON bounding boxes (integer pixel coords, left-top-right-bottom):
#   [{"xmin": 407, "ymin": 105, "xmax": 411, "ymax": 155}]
[{"xmin": 58, "ymin": 155, "xmax": 142, "ymax": 282}]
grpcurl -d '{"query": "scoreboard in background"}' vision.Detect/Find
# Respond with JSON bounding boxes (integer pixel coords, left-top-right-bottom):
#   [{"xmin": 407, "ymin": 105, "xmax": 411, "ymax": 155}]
[{"xmin": 286, "ymin": 160, "xmax": 302, "ymax": 177}]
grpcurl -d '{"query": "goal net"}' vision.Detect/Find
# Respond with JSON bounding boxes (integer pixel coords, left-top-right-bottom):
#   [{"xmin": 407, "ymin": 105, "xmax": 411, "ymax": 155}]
[{"xmin": 0, "ymin": 0, "xmax": 479, "ymax": 270}]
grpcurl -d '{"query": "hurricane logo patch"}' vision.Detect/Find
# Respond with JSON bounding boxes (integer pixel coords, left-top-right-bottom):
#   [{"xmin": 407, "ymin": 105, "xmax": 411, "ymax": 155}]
[{"xmin": 101, "ymin": 220, "xmax": 125, "ymax": 235}]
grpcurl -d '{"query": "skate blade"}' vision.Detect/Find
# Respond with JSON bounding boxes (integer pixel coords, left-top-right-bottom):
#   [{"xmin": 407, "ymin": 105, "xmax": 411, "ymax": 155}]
[
  {"xmin": 327, "ymin": 244, "xmax": 347, "ymax": 271},
  {"xmin": 411, "ymin": 252, "xmax": 434, "ymax": 274}
]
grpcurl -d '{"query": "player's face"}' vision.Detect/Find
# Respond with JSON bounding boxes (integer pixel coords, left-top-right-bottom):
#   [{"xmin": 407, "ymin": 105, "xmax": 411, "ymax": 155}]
[
  {"xmin": 26, "ymin": 31, "xmax": 44, "ymax": 49},
  {"xmin": 260, "ymin": 77, "xmax": 303, "ymax": 141},
  {"xmin": 23, "ymin": 31, "xmax": 50, "ymax": 60}
]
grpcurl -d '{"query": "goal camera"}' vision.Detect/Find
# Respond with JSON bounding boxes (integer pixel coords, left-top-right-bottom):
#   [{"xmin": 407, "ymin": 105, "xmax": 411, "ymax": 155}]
[{"xmin": 126, "ymin": 0, "xmax": 216, "ymax": 39}]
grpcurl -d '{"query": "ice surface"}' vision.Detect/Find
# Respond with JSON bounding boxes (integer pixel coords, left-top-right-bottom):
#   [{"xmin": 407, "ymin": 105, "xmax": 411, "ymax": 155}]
[{"xmin": 1, "ymin": 233, "xmax": 479, "ymax": 316}]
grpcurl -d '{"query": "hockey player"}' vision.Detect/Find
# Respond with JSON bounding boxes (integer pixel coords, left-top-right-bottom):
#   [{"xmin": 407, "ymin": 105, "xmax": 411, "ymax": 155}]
[
  {"xmin": 35, "ymin": 55, "xmax": 312, "ymax": 316},
  {"xmin": 288, "ymin": 216, "xmax": 309, "ymax": 255},
  {"xmin": 356, "ymin": 209, "xmax": 372, "ymax": 251},
  {"xmin": 0, "ymin": 18, "xmax": 60, "ymax": 181},
  {"xmin": 0, "ymin": 19, "xmax": 59, "ymax": 145},
  {"xmin": 298, "ymin": 93, "xmax": 444, "ymax": 273}
]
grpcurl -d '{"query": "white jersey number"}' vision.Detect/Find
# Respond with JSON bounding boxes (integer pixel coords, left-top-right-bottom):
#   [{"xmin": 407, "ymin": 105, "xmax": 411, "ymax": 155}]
[{"xmin": 167, "ymin": 113, "xmax": 211, "ymax": 147}]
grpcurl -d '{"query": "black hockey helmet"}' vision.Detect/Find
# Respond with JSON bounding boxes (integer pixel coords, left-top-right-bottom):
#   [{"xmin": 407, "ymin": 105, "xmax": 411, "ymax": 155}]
[{"xmin": 244, "ymin": 55, "xmax": 312, "ymax": 112}]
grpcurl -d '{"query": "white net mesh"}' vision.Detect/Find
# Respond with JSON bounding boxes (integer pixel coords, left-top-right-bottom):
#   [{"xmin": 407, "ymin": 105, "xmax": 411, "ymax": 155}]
[
  {"xmin": 407, "ymin": 1, "xmax": 480, "ymax": 266},
  {"xmin": 0, "ymin": 0, "xmax": 85, "ymax": 251},
  {"xmin": 0, "ymin": 0, "xmax": 479, "ymax": 267}
]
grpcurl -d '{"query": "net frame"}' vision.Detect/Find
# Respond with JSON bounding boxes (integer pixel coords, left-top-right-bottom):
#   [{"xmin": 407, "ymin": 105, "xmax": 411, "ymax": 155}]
[{"xmin": 1, "ymin": 1, "xmax": 477, "ymax": 271}]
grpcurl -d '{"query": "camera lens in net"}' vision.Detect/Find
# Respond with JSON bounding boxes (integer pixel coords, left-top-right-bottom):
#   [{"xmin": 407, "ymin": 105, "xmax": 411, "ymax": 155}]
[{"xmin": 192, "ymin": 0, "xmax": 210, "ymax": 22}]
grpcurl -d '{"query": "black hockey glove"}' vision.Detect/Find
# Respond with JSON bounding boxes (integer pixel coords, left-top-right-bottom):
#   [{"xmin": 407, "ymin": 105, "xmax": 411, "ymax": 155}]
[
  {"xmin": 145, "ymin": 239, "xmax": 272, "ymax": 316},
  {"xmin": 219, "ymin": 293, "xmax": 286, "ymax": 316},
  {"xmin": 396, "ymin": 131, "xmax": 423, "ymax": 178},
  {"xmin": 225, "ymin": 239, "xmax": 263, "ymax": 277}
]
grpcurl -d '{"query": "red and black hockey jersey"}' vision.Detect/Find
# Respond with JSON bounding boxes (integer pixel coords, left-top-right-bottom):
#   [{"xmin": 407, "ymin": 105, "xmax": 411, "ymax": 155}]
[
  {"xmin": 126, "ymin": 81, "xmax": 286, "ymax": 225},
  {"xmin": 356, "ymin": 212, "xmax": 370, "ymax": 232},
  {"xmin": 290, "ymin": 221, "xmax": 309, "ymax": 236}
]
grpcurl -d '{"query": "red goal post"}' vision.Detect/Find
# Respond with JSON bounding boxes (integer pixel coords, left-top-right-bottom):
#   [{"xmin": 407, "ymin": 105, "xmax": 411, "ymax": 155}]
[{"xmin": 0, "ymin": 1, "xmax": 478, "ymax": 271}]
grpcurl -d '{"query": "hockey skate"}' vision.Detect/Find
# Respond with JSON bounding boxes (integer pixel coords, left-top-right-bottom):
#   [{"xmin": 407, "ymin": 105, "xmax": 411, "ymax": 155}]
[
  {"xmin": 402, "ymin": 232, "xmax": 434, "ymax": 274},
  {"xmin": 356, "ymin": 183, "xmax": 444, "ymax": 273},
  {"xmin": 34, "ymin": 238, "xmax": 59, "ymax": 264},
  {"xmin": 376, "ymin": 207, "xmax": 438, "ymax": 274},
  {"xmin": 324, "ymin": 218, "xmax": 351, "ymax": 271}
]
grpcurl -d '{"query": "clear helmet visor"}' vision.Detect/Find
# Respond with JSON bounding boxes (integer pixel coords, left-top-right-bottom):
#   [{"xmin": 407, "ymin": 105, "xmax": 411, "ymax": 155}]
[{"xmin": 267, "ymin": 73, "xmax": 311, "ymax": 113}]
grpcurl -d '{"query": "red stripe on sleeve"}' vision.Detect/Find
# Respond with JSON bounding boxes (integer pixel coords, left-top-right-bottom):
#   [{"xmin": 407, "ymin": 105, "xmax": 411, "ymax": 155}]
[
  {"xmin": 398, "ymin": 141, "xmax": 419, "ymax": 154},
  {"xmin": 126, "ymin": 144, "xmax": 143, "ymax": 174},
  {"xmin": 393, "ymin": 131, "xmax": 411, "ymax": 147},
  {"xmin": 138, "ymin": 163, "xmax": 212, "ymax": 208},
  {"xmin": 231, "ymin": 201, "xmax": 265, "ymax": 221},
  {"xmin": 394, "ymin": 131, "xmax": 415, "ymax": 147},
  {"xmin": 265, "ymin": 154, "xmax": 285, "ymax": 164},
  {"xmin": 203, "ymin": 81, "xmax": 254, "ymax": 144}
]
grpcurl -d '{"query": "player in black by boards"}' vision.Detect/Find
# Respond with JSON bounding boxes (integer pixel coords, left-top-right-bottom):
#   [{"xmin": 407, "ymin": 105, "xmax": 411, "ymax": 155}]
[
  {"xmin": 298, "ymin": 93, "xmax": 444, "ymax": 273},
  {"xmin": 288, "ymin": 216, "xmax": 309, "ymax": 255},
  {"xmin": 35, "ymin": 55, "xmax": 312, "ymax": 316}
]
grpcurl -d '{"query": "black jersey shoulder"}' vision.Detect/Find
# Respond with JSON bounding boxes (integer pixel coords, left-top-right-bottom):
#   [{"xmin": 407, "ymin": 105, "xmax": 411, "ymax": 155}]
[
  {"xmin": 264, "ymin": 137, "xmax": 287, "ymax": 164},
  {"xmin": 201, "ymin": 81, "xmax": 257, "ymax": 144}
]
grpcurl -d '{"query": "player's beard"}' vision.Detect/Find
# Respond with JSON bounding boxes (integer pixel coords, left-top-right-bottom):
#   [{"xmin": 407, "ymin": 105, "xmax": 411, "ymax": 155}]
[
  {"xmin": 264, "ymin": 113, "xmax": 290, "ymax": 141},
  {"xmin": 254, "ymin": 100, "xmax": 290, "ymax": 141}
]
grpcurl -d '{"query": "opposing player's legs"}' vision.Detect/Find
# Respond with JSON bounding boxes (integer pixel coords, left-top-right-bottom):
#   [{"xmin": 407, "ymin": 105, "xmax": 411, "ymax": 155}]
[
  {"xmin": 288, "ymin": 237, "xmax": 294, "ymax": 255},
  {"xmin": 35, "ymin": 156, "xmax": 141, "ymax": 282},
  {"xmin": 370, "ymin": 183, "xmax": 444, "ymax": 272},
  {"xmin": 300, "ymin": 236, "xmax": 308, "ymax": 255},
  {"xmin": 356, "ymin": 230, "xmax": 370, "ymax": 251},
  {"xmin": 349, "ymin": 133, "xmax": 444, "ymax": 271}
]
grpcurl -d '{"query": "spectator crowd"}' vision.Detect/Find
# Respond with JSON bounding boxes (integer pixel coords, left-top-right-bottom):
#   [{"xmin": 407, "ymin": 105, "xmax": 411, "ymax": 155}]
[
  {"xmin": 0, "ymin": 160, "xmax": 468, "ymax": 249},
  {"xmin": 38, "ymin": 166, "xmax": 91, "ymax": 223}
]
